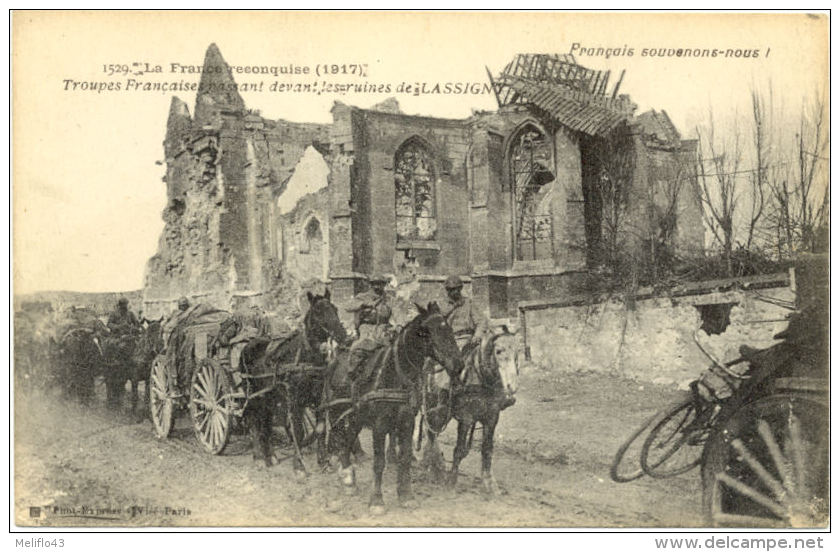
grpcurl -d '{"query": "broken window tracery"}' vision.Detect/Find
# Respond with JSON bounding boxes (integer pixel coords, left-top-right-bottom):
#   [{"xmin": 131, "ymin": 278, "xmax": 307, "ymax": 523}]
[
  {"xmin": 395, "ymin": 140, "xmax": 437, "ymax": 241},
  {"xmin": 509, "ymin": 125, "xmax": 555, "ymax": 261}
]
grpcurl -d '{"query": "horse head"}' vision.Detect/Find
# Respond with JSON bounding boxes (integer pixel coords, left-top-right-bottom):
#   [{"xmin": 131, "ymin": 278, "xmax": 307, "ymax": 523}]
[
  {"xmin": 305, "ymin": 289, "xmax": 350, "ymax": 347},
  {"xmin": 482, "ymin": 326, "xmax": 520, "ymax": 400},
  {"xmin": 412, "ymin": 301, "xmax": 463, "ymax": 383},
  {"xmin": 138, "ymin": 316, "xmax": 165, "ymax": 357}
]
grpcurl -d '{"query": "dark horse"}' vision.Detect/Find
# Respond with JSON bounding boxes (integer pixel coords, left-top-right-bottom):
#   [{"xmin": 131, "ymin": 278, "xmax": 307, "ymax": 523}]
[
  {"xmin": 130, "ymin": 318, "xmax": 164, "ymax": 419},
  {"xmin": 100, "ymin": 318, "xmax": 163, "ymax": 418},
  {"xmin": 58, "ymin": 326, "xmax": 105, "ymax": 406},
  {"xmin": 421, "ymin": 327, "xmax": 520, "ymax": 494},
  {"xmin": 326, "ymin": 302, "xmax": 462, "ymax": 514},
  {"xmin": 239, "ymin": 290, "xmax": 349, "ymax": 472}
]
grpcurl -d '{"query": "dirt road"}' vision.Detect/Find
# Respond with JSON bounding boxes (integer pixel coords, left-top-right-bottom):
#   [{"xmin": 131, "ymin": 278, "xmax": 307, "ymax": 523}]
[{"xmin": 14, "ymin": 369, "xmax": 704, "ymax": 527}]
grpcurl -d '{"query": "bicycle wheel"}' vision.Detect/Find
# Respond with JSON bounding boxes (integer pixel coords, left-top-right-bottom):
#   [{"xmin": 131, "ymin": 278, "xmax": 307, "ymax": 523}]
[
  {"xmin": 641, "ymin": 398, "xmax": 703, "ymax": 478},
  {"xmin": 610, "ymin": 410, "xmax": 666, "ymax": 483}
]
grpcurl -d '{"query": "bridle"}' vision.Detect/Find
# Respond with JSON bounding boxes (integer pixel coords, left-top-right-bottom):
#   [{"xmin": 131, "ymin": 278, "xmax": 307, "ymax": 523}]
[{"xmin": 302, "ymin": 297, "xmax": 348, "ymax": 355}]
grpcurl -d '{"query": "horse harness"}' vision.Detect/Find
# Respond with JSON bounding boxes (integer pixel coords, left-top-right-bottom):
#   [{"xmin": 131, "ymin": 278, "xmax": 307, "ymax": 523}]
[{"xmin": 322, "ymin": 323, "xmax": 424, "ymax": 428}]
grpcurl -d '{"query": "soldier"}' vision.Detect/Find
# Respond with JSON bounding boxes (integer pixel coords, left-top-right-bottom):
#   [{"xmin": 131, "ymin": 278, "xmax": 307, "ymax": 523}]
[
  {"xmin": 346, "ymin": 274, "xmax": 393, "ymax": 376},
  {"xmin": 107, "ymin": 297, "xmax": 140, "ymax": 337},
  {"xmin": 441, "ymin": 275, "xmax": 488, "ymax": 352},
  {"xmin": 162, "ymin": 296, "xmax": 191, "ymax": 344}
]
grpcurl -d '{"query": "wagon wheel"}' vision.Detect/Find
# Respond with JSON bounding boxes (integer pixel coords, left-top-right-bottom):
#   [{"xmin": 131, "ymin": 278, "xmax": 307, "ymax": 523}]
[
  {"xmin": 702, "ymin": 394, "xmax": 828, "ymax": 528},
  {"xmin": 610, "ymin": 409, "xmax": 666, "ymax": 483},
  {"xmin": 189, "ymin": 358, "xmax": 234, "ymax": 455},
  {"xmin": 149, "ymin": 354, "xmax": 175, "ymax": 439},
  {"xmin": 640, "ymin": 398, "xmax": 703, "ymax": 478}
]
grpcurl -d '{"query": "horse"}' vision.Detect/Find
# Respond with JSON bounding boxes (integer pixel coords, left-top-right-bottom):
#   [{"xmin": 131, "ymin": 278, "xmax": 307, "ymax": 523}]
[
  {"xmin": 99, "ymin": 317, "xmax": 164, "ymax": 418},
  {"xmin": 239, "ymin": 289, "xmax": 350, "ymax": 472},
  {"xmin": 420, "ymin": 326, "xmax": 520, "ymax": 495},
  {"xmin": 325, "ymin": 301, "xmax": 463, "ymax": 514},
  {"xmin": 58, "ymin": 326, "xmax": 105, "ymax": 406},
  {"xmin": 129, "ymin": 317, "xmax": 164, "ymax": 418}
]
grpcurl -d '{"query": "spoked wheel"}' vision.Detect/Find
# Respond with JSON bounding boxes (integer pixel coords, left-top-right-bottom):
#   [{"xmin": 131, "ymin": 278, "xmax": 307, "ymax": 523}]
[
  {"xmin": 702, "ymin": 394, "xmax": 828, "ymax": 528},
  {"xmin": 610, "ymin": 410, "xmax": 666, "ymax": 483},
  {"xmin": 190, "ymin": 358, "xmax": 233, "ymax": 455},
  {"xmin": 149, "ymin": 354, "xmax": 175, "ymax": 439},
  {"xmin": 641, "ymin": 398, "xmax": 703, "ymax": 478}
]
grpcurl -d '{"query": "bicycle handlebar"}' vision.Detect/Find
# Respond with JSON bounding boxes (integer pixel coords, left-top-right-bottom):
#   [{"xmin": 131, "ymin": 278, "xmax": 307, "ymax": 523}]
[{"xmin": 692, "ymin": 330, "xmax": 751, "ymax": 380}]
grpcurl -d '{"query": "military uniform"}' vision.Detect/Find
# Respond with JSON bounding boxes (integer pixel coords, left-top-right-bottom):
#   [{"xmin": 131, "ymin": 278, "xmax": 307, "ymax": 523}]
[
  {"xmin": 441, "ymin": 275, "xmax": 487, "ymax": 350},
  {"xmin": 346, "ymin": 276, "xmax": 393, "ymax": 376},
  {"xmin": 107, "ymin": 303, "xmax": 140, "ymax": 337},
  {"xmin": 162, "ymin": 297, "xmax": 191, "ymax": 345},
  {"xmin": 442, "ymin": 294, "xmax": 488, "ymax": 350}
]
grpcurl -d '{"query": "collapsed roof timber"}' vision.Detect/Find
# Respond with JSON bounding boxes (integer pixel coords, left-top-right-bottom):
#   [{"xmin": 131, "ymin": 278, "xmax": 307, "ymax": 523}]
[{"xmin": 143, "ymin": 44, "xmax": 703, "ymax": 322}]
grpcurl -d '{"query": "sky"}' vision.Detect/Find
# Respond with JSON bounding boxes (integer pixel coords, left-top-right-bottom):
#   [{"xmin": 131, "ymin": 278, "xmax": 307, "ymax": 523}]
[{"xmin": 12, "ymin": 12, "xmax": 828, "ymax": 294}]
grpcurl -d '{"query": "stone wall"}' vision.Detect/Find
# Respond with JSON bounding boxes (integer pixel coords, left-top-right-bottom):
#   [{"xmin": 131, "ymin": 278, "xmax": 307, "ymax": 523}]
[
  {"xmin": 521, "ymin": 275, "xmax": 794, "ymax": 387},
  {"xmin": 352, "ymin": 108, "xmax": 473, "ymax": 279},
  {"xmin": 143, "ymin": 44, "xmax": 709, "ymax": 325}
]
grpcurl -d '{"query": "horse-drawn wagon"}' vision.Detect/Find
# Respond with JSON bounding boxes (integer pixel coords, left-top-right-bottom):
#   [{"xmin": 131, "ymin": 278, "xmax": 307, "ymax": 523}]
[{"xmin": 148, "ymin": 300, "xmax": 338, "ymax": 463}]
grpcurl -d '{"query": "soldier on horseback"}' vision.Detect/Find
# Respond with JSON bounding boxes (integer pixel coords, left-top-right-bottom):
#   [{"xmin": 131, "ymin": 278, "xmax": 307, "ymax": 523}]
[
  {"xmin": 441, "ymin": 275, "xmax": 487, "ymax": 352},
  {"xmin": 346, "ymin": 274, "xmax": 394, "ymax": 377},
  {"xmin": 107, "ymin": 297, "xmax": 140, "ymax": 338},
  {"xmin": 103, "ymin": 298, "xmax": 141, "ymax": 409}
]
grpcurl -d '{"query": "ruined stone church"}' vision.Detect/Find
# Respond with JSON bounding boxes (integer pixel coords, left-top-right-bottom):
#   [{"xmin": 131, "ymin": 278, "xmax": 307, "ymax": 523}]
[{"xmin": 143, "ymin": 44, "xmax": 703, "ymax": 320}]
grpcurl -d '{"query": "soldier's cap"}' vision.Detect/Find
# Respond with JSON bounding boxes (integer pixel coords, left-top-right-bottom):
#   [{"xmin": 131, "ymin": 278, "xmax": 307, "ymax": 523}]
[
  {"xmin": 177, "ymin": 296, "xmax": 190, "ymax": 306},
  {"xmin": 118, "ymin": 297, "xmax": 129, "ymax": 306},
  {"xmin": 369, "ymin": 274, "xmax": 389, "ymax": 284},
  {"xmin": 444, "ymin": 275, "xmax": 464, "ymax": 289}
]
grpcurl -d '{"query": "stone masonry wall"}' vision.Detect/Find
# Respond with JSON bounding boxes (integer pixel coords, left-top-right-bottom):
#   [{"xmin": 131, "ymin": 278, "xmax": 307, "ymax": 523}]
[{"xmin": 522, "ymin": 278, "xmax": 794, "ymax": 388}]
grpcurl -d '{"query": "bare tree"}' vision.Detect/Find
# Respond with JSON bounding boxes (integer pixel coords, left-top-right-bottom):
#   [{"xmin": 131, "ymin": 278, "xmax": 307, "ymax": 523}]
[
  {"xmin": 591, "ymin": 127, "xmax": 636, "ymax": 279},
  {"xmin": 746, "ymin": 88, "xmax": 768, "ymax": 252},
  {"xmin": 762, "ymin": 92, "xmax": 829, "ymax": 259},
  {"xmin": 695, "ymin": 109, "xmax": 742, "ymax": 277},
  {"xmin": 640, "ymin": 146, "xmax": 694, "ymax": 282}
]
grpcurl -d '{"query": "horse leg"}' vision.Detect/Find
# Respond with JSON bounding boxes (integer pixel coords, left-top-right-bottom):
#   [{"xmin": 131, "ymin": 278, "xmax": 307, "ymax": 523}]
[
  {"xmin": 80, "ymin": 363, "xmax": 95, "ymax": 407},
  {"xmin": 337, "ymin": 420, "xmax": 357, "ymax": 494},
  {"xmin": 246, "ymin": 405, "xmax": 266, "ymax": 465},
  {"xmin": 397, "ymin": 414, "xmax": 417, "ymax": 508},
  {"xmin": 291, "ymin": 405, "xmax": 307, "ymax": 476},
  {"xmin": 143, "ymin": 372, "xmax": 151, "ymax": 419},
  {"xmin": 386, "ymin": 432, "xmax": 398, "ymax": 465},
  {"xmin": 480, "ymin": 410, "xmax": 500, "ymax": 495},
  {"xmin": 313, "ymin": 406, "xmax": 333, "ymax": 472},
  {"xmin": 352, "ymin": 434, "xmax": 367, "ymax": 462},
  {"xmin": 448, "ymin": 419, "xmax": 472, "ymax": 488},
  {"xmin": 422, "ymin": 427, "xmax": 446, "ymax": 479},
  {"xmin": 129, "ymin": 372, "xmax": 140, "ymax": 421},
  {"xmin": 261, "ymin": 400, "xmax": 274, "ymax": 468},
  {"xmin": 368, "ymin": 422, "xmax": 387, "ymax": 515}
]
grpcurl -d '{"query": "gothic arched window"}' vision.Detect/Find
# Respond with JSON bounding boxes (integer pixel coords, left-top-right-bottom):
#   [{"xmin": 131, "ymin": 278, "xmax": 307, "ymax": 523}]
[
  {"xmin": 509, "ymin": 125, "xmax": 555, "ymax": 261},
  {"xmin": 395, "ymin": 140, "xmax": 437, "ymax": 241}
]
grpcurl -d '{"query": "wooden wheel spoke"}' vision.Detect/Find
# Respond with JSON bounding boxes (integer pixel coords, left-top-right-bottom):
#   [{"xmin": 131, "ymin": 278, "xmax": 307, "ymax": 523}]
[
  {"xmin": 717, "ymin": 472, "xmax": 788, "ymax": 519},
  {"xmin": 211, "ymin": 414, "xmax": 223, "ymax": 445},
  {"xmin": 203, "ymin": 417, "xmax": 214, "ymax": 444},
  {"xmin": 192, "ymin": 381, "xmax": 207, "ymax": 398},
  {"xmin": 195, "ymin": 410, "xmax": 210, "ymax": 430},
  {"xmin": 192, "ymin": 397, "xmax": 215, "ymax": 410},
  {"xmin": 757, "ymin": 420, "xmax": 794, "ymax": 493},
  {"xmin": 151, "ymin": 371, "xmax": 164, "ymax": 390},
  {"xmin": 731, "ymin": 438, "xmax": 788, "ymax": 503},
  {"xmin": 787, "ymin": 414, "xmax": 807, "ymax": 496},
  {"xmin": 196, "ymin": 369, "xmax": 210, "ymax": 394}
]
